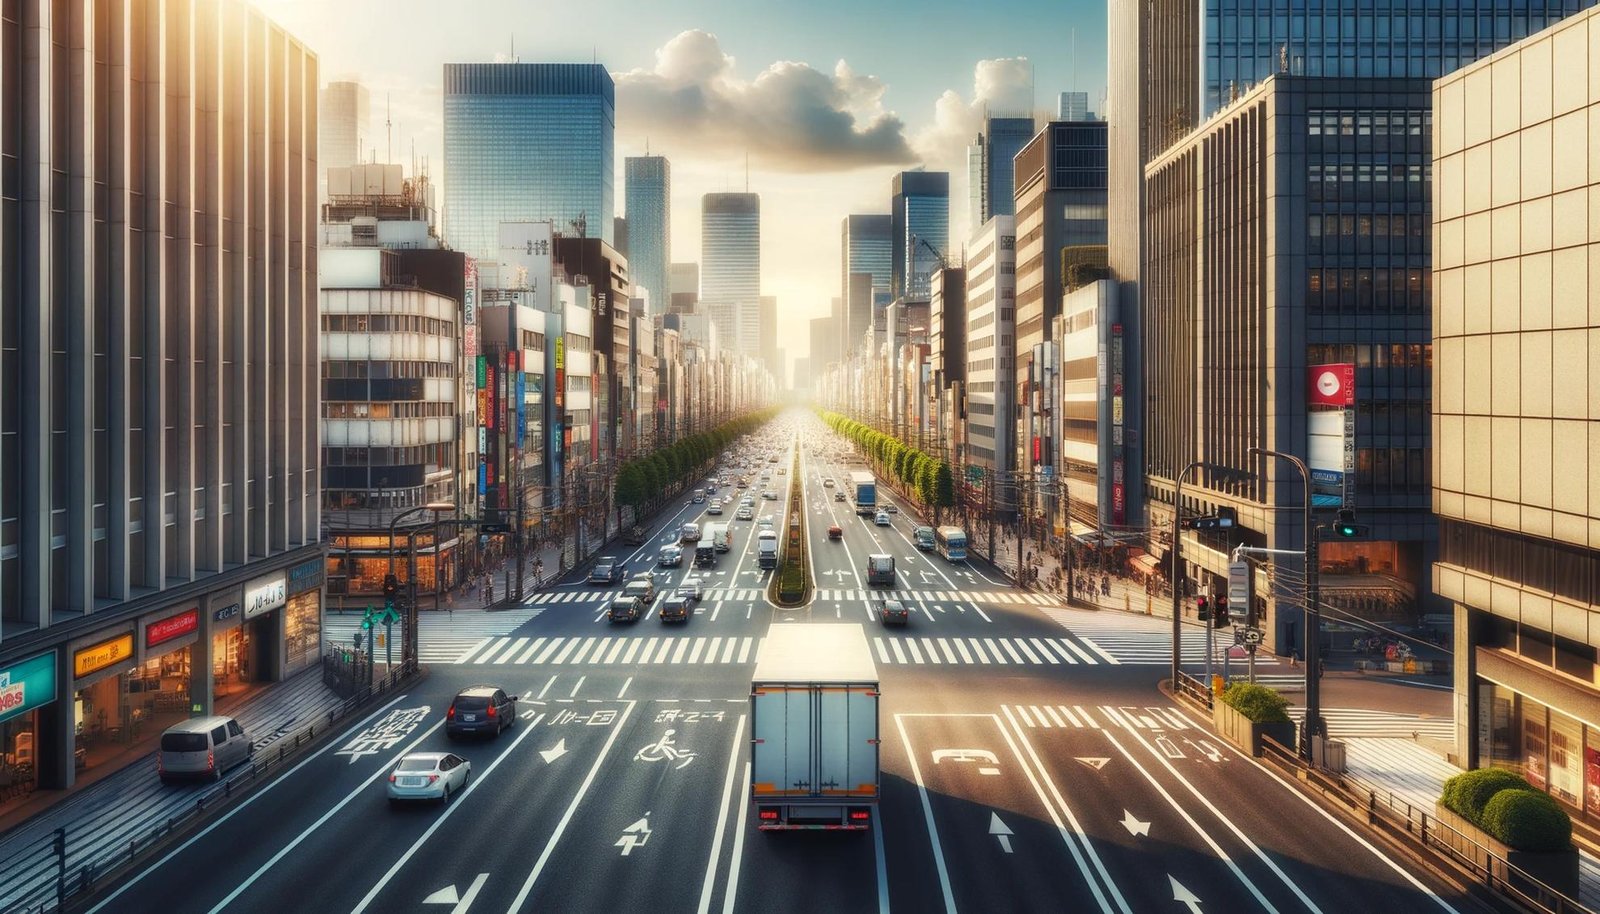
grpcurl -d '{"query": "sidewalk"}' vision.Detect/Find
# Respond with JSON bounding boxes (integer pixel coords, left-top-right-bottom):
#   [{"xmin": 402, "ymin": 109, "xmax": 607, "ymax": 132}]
[
  {"xmin": 1345, "ymin": 738, "xmax": 1600, "ymax": 909},
  {"xmin": 0, "ymin": 666, "xmax": 345, "ymax": 911}
]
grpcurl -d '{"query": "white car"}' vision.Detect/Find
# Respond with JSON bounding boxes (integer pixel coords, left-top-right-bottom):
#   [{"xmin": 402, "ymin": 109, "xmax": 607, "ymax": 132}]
[
  {"xmin": 758, "ymin": 517, "xmax": 775, "ymax": 531},
  {"xmin": 823, "ymin": 478, "xmax": 835, "ymax": 487},
  {"xmin": 387, "ymin": 752, "xmax": 470, "ymax": 806},
  {"xmin": 883, "ymin": 503, "xmax": 898, "ymax": 514},
  {"xmin": 762, "ymin": 490, "xmax": 778, "ymax": 500},
  {"xmin": 740, "ymin": 495, "xmax": 755, "ymax": 508},
  {"xmin": 874, "ymin": 511, "xmax": 891, "ymax": 526},
  {"xmin": 736, "ymin": 505, "xmax": 754, "ymax": 520},
  {"xmin": 706, "ymin": 500, "xmax": 723, "ymax": 515}
]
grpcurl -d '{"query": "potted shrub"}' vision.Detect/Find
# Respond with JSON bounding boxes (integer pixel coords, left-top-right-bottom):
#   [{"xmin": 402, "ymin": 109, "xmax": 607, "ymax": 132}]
[
  {"xmin": 1435, "ymin": 769, "xmax": 1578, "ymax": 898},
  {"xmin": 1212, "ymin": 682, "xmax": 1296, "ymax": 756}
]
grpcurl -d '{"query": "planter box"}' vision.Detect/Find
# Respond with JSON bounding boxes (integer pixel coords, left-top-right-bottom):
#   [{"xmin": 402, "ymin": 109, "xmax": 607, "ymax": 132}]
[
  {"xmin": 1433, "ymin": 803, "xmax": 1579, "ymax": 900},
  {"xmin": 1212, "ymin": 700, "xmax": 1295, "ymax": 757}
]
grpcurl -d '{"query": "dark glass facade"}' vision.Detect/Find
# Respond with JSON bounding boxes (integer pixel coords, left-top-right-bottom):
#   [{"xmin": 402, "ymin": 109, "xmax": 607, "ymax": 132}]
[
  {"xmin": 891, "ymin": 172, "xmax": 950, "ymax": 300},
  {"xmin": 624, "ymin": 157, "xmax": 670, "ymax": 315}
]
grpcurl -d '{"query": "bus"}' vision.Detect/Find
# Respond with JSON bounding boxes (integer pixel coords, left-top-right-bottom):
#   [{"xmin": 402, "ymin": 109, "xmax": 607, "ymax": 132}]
[{"xmin": 935, "ymin": 526, "xmax": 968, "ymax": 562}]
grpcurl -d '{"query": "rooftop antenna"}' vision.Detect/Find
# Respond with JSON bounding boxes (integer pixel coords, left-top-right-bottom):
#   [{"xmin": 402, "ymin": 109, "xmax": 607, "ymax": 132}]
[
  {"xmin": 510, "ymin": 33, "xmax": 515, "ymax": 62},
  {"xmin": 385, "ymin": 93, "xmax": 392, "ymax": 165}
]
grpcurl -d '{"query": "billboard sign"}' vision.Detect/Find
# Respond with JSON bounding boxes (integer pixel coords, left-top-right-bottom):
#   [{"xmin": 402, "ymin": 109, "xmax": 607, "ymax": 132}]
[{"xmin": 1308, "ymin": 363, "xmax": 1355, "ymax": 407}]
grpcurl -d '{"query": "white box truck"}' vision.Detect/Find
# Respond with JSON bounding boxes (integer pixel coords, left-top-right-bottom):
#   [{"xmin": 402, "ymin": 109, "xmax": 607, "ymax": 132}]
[
  {"xmin": 757, "ymin": 530, "xmax": 779, "ymax": 569},
  {"xmin": 751, "ymin": 624, "xmax": 879, "ymax": 830},
  {"xmin": 705, "ymin": 522, "xmax": 732, "ymax": 553}
]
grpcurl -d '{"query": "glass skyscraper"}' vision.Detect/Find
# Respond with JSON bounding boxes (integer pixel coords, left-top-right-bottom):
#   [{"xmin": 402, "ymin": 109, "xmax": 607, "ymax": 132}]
[
  {"xmin": 624, "ymin": 156, "xmax": 670, "ymax": 315},
  {"xmin": 967, "ymin": 116, "xmax": 1035, "ymax": 236},
  {"xmin": 891, "ymin": 171, "xmax": 950, "ymax": 300},
  {"xmin": 702, "ymin": 193, "xmax": 761, "ymax": 357},
  {"xmin": 841, "ymin": 215, "xmax": 892, "ymax": 356},
  {"xmin": 443, "ymin": 63, "xmax": 615, "ymax": 261}
]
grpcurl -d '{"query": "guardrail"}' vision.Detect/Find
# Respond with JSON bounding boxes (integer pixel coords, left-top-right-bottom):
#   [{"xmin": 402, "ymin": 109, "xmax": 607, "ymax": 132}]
[
  {"xmin": 1256, "ymin": 735, "xmax": 1594, "ymax": 914},
  {"xmin": 1173, "ymin": 672, "xmax": 1214, "ymax": 712},
  {"xmin": 0, "ymin": 658, "xmax": 422, "ymax": 914}
]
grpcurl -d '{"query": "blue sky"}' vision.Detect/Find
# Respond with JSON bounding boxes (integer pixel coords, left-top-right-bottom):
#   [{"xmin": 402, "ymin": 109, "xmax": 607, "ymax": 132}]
[{"xmin": 257, "ymin": 0, "xmax": 1108, "ymax": 373}]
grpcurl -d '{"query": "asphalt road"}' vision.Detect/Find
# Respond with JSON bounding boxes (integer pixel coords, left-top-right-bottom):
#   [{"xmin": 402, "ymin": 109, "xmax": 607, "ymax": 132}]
[{"xmin": 86, "ymin": 410, "xmax": 1493, "ymax": 914}]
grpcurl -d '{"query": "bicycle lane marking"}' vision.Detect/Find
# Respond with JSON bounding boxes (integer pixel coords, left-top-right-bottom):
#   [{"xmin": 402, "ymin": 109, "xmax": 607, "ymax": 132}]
[{"xmin": 85, "ymin": 692, "xmax": 415, "ymax": 914}]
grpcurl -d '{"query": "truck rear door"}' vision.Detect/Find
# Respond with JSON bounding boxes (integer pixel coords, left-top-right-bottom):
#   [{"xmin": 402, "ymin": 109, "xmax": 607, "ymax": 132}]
[
  {"xmin": 816, "ymin": 686, "xmax": 878, "ymax": 800},
  {"xmin": 752, "ymin": 686, "xmax": 814, "ymax": 797}
]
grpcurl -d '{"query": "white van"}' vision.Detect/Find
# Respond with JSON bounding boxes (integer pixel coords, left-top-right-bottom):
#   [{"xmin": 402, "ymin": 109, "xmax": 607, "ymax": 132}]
[
  {"xmin": 865, "ymin": 554, "xmax": 896, "ymax": 586},
  {"xmin": 158, "ymin": 715, "xmax": 253, "ymax": 783}
]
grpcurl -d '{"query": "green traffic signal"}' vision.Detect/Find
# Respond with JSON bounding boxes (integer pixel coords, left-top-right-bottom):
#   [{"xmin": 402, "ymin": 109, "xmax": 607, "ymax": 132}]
[{"xmin": 1331, "ymin": 509, "xmax": 1369, "ymax": 538}]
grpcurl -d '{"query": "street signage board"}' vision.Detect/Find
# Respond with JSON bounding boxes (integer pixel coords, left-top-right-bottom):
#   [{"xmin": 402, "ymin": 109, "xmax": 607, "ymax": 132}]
[
  {"xmin": 1227, "ymin": 561, "xmax": 1252, "ymax": 621},
  {"xmin": 1243, "ymin": 628, "xmax": 1264, "ymax": 646}
]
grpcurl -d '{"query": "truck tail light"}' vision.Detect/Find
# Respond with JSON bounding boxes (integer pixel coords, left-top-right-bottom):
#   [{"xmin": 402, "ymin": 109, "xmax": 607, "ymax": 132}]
[
  {"xmin": 758, "ymin": 809, "xmax": 779, "ymax": 821},
  {"xmin": 849, "ymin": 809, "xmax": 870, "ymax": 821}
]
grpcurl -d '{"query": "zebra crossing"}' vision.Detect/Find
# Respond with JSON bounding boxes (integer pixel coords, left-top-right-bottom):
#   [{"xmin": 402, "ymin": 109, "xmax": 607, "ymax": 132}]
[
  {"xmin": 523, "ymin": 587, "xmax": 1067, "ymax": 606},
  {"xmin": 1004, "ymin": 703, "xmax": 1198, "ymax": 731},
  {"xmin": 1287, "ymin": 707, "xmax": 1455, "ymax": 741},
  {"xmin": 1040, "ymin": 607, "xmax": 1290, "ymax": 669},
  {"xmin": 456, "ymin": 634, "xmax": 763, "ymax": 666},
  {"xmin": 870, "ymin": 635, "xmax": 1117, "ymax": 666},
  {"xmin": 525, "ymin": 588, "xmax": 769, "ymax": 605},
  {"xmin": 323, "ymin": 608, "xmax": 544, "ymax": 664}
]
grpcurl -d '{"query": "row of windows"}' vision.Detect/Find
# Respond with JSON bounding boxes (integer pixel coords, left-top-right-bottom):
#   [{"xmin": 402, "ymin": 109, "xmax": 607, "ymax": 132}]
[
  {"xmin": 323, "ymin": 401, "xmax": 455, "ymax": 419},
  {"xmin": 1308, "ymin": 212, "xmax": 1427, "ymax": 240},
  {"xmin": 1306, "ymin": 267, "xmax": 1430, "ymax": 315},
  {"xmin": 1308, "ymin": 160, "xmax": 1431, "ymax": 185},
  {"xmin": 968, "ymin": 403, "xmax": 995, "ymax": 416},
  {"xmin": 1356, "ymin": 446, "xmax": 1430, "ymax": 494},
  {"xmin": 566, "ymin": 334, "xmax": 592, "ymax": 354},
  {"xmin": 324, "ymin": 444, "xmax": 457, "ymax": 468},
  {"xmin": 964, "ymin": 443, "xmax": 997, "ymax": 463},
  {"xmin": 968, "ymin": 381, "xmax": 995, "ymax": 393},
  {"xmin": 1307, "ymin": 342, "xmax": 1433, "ymax": 371},
  {"xmin": 1440, "ymin": 518, "xmax": 1600, "ymax": 609},
  {"xmin": 1308, "ymin": 109, "xmax": 1430, "ymax": 137},
  {"xmin": 324, "ymin": 360, "xmax": 454, "ymax": 379},
  {"xmin": 968, "ymin": 358, "xmax": 997, "ymax": 373},
  {"xmin": 568, "ymin": 376, "xmax": 591, "ymax": 392},
  {"xmin": 322, "ymin": 314, "xmax": 455, "ymax": 337}
]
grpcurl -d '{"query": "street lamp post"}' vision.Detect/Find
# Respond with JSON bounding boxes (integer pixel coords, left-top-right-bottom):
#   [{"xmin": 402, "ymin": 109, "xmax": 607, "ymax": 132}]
[
  {"xmin": 387, "ymin": 500, "xmax": 454, "ymax": 668},
  {"xmin": 1169, "ymin": 461, "xmax": 1208, "ymax": 692},
  {"xmin": 1249, "ymin": 446, "xmax": 1322, "ymax": 761}
]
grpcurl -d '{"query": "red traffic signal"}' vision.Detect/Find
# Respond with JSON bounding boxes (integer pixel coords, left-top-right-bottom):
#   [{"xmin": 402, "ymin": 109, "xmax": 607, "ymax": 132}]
[
  {"xmin": 1213, "ymin": 595, "xmax": 1230, "ymax": 628},
  {"xmin": 383, "ymin": 574, "xmax": 399, "ymax": 600},
  {"xmin": 1196, "ymin": 595, "xmax": 1210, "ymax": 621}
]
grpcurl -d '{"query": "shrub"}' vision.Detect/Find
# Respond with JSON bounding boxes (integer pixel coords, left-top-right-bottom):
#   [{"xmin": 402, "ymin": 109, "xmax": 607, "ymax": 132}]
[
  {"xmin": 1441, "ymin": 768, "xmax": 1533, "ymax": 822},
  {"xmin": 1480, "ymin": 789, "xmax": 1572, "ymax": 852},
  {"xmin": 1220, "ymin": 682, "xmax": 1291, "ymax": 723}
]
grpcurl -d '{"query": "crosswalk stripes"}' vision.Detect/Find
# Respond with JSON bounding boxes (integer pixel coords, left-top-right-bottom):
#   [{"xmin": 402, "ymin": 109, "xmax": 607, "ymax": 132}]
[
  {"xmin": 870, "ymin": 635, "xmax": 1115, "ymax": 666},
  {"xmin": 453, "ymin": 635, "xmax": 767, "ymax": 666},
  {"xmin": 1287, "ymin": 707, "xmax": 1455, "ymax": 741},
  {"xmin": 323, "ymin": 608, "xmax": 545, "ymax": 664},
  {"xmin": 809, "ymin": 588, "xmax": 1056, "ymax": 604},
  {"xmin": 1038, "ymin": 606, "xmax": 1291, "ymax": 668},
  {"xmin": 1003, "ymin": 703, "xmax": 1194, "ymax": 731}
]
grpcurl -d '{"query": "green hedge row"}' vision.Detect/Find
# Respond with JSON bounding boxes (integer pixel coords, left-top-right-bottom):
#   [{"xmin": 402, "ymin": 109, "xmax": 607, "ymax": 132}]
[
  {"xmin": 815, "ymin": 409, "xmax": 954, "ymax": 512},
  {"xmin": 1441, "ymin": 768, "xmax": 1572, "ymax": 852},
  {"xmin": 1219, "ymin": 682, "xmax": 1292, "ymax": 723},
  {"xmin": 614, "ymin": 407, "xmax": 780, "ymax": 509}
]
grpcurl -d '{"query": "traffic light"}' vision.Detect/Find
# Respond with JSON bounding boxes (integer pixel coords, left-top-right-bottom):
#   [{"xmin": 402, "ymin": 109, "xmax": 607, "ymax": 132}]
[
  {"xmin": 383, "ymin": 573, "xmax": 399, "ymax": 603},
  {"xmin": 1196, "ymin": 595, "xmax": 1210, "ymax": 621},
  {"xmin": 1331, "ymin": 509, "xmax": 1369, "ymax": 539},
  {"xmin": 1182, "ymin": 506, "xmax": 1238, "ymax": 531},
  {"xmin": 1213, "ymin": 595, "xmax": 1230, "ymax": 628}
]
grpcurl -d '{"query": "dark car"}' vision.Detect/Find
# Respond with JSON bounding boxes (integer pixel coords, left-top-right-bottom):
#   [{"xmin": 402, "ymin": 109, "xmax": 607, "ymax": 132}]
[
  {"xmin": 879, "ymin": 599, "xmax": 910, "ymax": 626},
  {"xmin": 589, "ymin": 561, "xmax": 624, "ymax": 585},
  {"xmin": 660, "ymin": 593, "xmax": 691, "ymax": 622},
  {"xmin": 446, "ymin": 686, "xmax": 519, "ymax": 739},
  {"xmin": 609, "ymin": 595, "xmax": 644, "ymax": 623}
]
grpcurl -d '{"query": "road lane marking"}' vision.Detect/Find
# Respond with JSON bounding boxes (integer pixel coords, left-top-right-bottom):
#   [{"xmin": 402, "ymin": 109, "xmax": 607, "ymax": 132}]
[
  {"xmin": 892, "ymin": 715, "xmax": 958, "ymax": 914},
  {"xmin": 970, "ymin": 602, "xmax": 993, "ymax": 623},
  {"xmin": 889, "ymin": 640, "xmax": 907, "ymax": 664},
  {"xmin": 736, "ymin": 638, "xmax": 753, "ymax": 664},
  {"xmin": 456, "ymin": 638, "xmax": 492, "ymax": 663},
  {"xmin": 1014, "ymin": 640, "xmax": 1043, "ymax": 664},
  {"xmin": 1077, "ymin": 636, "xmax": 1120, "ymax": 665},
  {"xmin": 920, "ymin": 639, "xmax": 940, "ymax": 664},
  {"xmin": 1060, "ymin": 639, "xmax": 1098, "ymax": 665},
  {"xmin": 992, "ymin": 709, "xmax": 1125, "ymax": 914},
  {"xmin": 569, "ymin": 677, "xmax": 585, "ymax": 698},
  {"xmin": 204, "ymin": 717, "xmax": 448, "ymax": 914},
  {"xmin": 688, "ymin": 639, "xmax": 708, "ymax": 663},
  {"xmin": 507, "ymin": 701, "xmax": 638, "ymax": 912},
  {"xmin": 1016, "ymin": 705, "xmax": 1037, "ymax": 727},
  {"xmin": 636, "ymin": 637, "xmax": 658, "ymax": 665},
  {"xmin": 618, "ymin": 677, "xmax": 632, "ymax": 699},
  {"xmin": 720, "ymin": 638, "xmax": 736, "ymax": 664},
  {"xmin": 695, "ymin": 715, "xmax": 749, "ymax": 914},
  {"xmin": 705, "ymin": 636, "xmax": 723, "ymax": 664},
  {"xmin": 602, "ymin": 639, "xmax": 626, "ymax": 664},
  {"xmin": 534, "ymin": 639, "xmax": 565, "ymax": 665},
  {"xmin": 1058, "ymin": 706, "xmax": 1081, "ymax": 727},
  {"xmin": 652, "ymin": 639, "xmax": 673, "ymax": 663},
  {"xmin": 1117, "ymin": 721, "xmax": 1322, "ymax": 913},
  {"xmin": 350, "ymin": 713, "xmax": 550, "ymax": 913},
  {"xmin": 1095, "ymin": 726, "xmax": 1280, "ymax": 914},
  {"xmin": 936, "ymin": 638, "xmax": 958, "ymax": 663},
  {"xmin": 872, "ymin": 638, "xmax": 890, "ymax": 663},
  {"xmin": 495, "ymin": 638, "xmax": 530, "ymax": 664},
  {"xmin": 671, "ymin": 639, "xmax": 691, "ymax": 664},
  {"xmin": 1076, "ymin": 705, "xmax": 1098, "ymax": 728},
  {"xmin": 537, "ymin": 676, "xmax": 557, "ymax": 700},
  {"xmin": 720, "ymin": 760, "xmax": 754, "ymax": 914},
  {"xmin": 906, "ymin": 640, "xmax": 924, "ymax": 664},
  {"xmin": 516, "ymin": 639, "xmax": 547, "ymax": 665},
  {"xmin": 84, "ymin": 692, "xmax": 416, "ymax": 914},
  {"xmin": 621, "ymin": 639, "xmax": 643, "ymax": 663},
  {"xmin": 1043, "ymin": 706, "xmax": 1067, "ymax": 728}
]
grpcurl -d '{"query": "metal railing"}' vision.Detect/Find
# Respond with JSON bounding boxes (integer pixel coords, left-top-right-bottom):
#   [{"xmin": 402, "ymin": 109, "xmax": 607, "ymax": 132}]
[
  {"xmin": 1255, "ymin": 735, "xmax": 1595, "ymax": 914},
  {"xmin": 0, "ymin": 658, "xmax": 422, "ymax": 914},
  {"xmin": 1174, "ymin": 671, "xmax": 1214, "ymax": 711}
]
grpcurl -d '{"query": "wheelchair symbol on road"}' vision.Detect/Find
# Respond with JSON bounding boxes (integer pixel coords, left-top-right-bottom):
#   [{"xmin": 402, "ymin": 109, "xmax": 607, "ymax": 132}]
[{"xmin": 635, "ymin": 729, "xmax": 697, "ymax": 769}]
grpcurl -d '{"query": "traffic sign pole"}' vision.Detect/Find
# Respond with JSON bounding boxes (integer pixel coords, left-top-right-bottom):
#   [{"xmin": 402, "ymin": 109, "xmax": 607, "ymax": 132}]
[{"xmin": 385, "ymin": 618, "xmax": 393, "ymax": 668}]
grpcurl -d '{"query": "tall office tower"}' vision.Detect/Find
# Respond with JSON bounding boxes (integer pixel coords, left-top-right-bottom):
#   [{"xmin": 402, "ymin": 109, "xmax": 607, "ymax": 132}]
[
  {"xmin": 1058, "ymin": 91, "xmax": 1090, "ymax": 121},
  {"xmin": 613, "ymin": 217, "xmax": 629, "ymax": 258},
  {"xmin": 321, "ymin": 80, "xmax": 371, "ymax": 172},
  {"xmin": 701, "ymin": 193, "xmax": 761, "ymax": 357},
  {"xmin": 625, "ymin": 156, "xmax": 671, "ymax": 316},
  {"xmin": 0, "ymin": 0, "xmax": 322, "ymax": 793},
  {"xmin": 891, "ymin": 171, "xmax": 950, "ymax": 300},
  {"xmin": 841, "ymin": 215, "xmax": 892, "ymax": 356},
  {"xmin": 964, "ymin": 216, "xmax": 1017, "ymax": 480},
  {"xmin": 967, "ymin": 116, "xmax": 1036, "ymax": 235},
  {"xmin": 758, "ymin": 297, "xmax": 779, "ymax": 374},
  {"xmin": 810, "ymin": 316, "xmax": 839, "ymax": 374},
  {"xmin": 442, "ymin": 63, "xmax": 615, "ymax": 261},
  {"xmin": 669, "ymin": 262, "xmax": 699, "ymax": 314}
]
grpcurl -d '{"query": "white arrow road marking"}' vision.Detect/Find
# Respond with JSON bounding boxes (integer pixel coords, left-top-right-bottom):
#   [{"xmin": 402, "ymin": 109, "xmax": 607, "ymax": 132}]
[
  {"xmin": 616, "ymin": 814, "xmax": 653, "ymax": 856},
  {"xmin": 988, "ymin": 812, "xmax": 1015, "ymax": 853},
  {"xmin": 1170, "ymin": 876, "xmax": 1203, "ymax": 913},
  {"xmin": 1076, "ymin": 757, "xmax": 1110, "ymax": 771},
  {"xmin": 1119, "ymin": 811, "xmax": 1150, "ymax": 838},
  {"xmin": 423, "ymin": 873, "xmax": 489, "ymax": 914},
  {"xmin": 539, "ymin": 739, "xmax": 569, "ymax": 764}
]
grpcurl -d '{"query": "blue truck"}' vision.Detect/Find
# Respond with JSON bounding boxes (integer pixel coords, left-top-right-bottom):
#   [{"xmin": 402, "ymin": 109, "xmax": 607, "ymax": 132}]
[{"xmin": 849, "ymin": 471, "xmax": 877, "ymax": 517}]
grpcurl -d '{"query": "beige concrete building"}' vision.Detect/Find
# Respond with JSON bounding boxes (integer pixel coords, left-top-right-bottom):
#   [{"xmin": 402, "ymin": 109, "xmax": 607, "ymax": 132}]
[{"xmin": 1434, "ymin": 6, "xmax": 1600, "ymax": 820}]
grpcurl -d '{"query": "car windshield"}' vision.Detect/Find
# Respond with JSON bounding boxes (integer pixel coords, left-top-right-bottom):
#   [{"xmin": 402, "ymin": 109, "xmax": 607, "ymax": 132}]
[
  {"xmin": 395, "ymin": 757, "xmax": 439, "ymax": 773},
  {"xmin": 161, "ymin": 732, "xmax": 208, "ymax": 753}
]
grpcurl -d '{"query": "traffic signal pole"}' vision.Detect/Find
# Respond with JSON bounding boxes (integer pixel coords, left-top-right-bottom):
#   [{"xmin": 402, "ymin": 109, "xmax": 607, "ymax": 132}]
[{"xmin": 1249, "ymin": 446, "xmax": 1321, "ymax": 762}]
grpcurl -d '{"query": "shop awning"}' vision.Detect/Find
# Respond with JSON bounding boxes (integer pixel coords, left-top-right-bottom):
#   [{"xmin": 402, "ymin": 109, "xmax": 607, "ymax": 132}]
[{"xmin": 1132, "ymin": 554, "xmax": 1163, "ymax": 573}]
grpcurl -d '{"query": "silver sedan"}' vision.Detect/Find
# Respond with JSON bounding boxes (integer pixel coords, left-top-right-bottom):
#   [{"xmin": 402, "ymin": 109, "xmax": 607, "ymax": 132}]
[{"xmin": 387, "ymin": 752, "xmax": 471, "ymax": 806}]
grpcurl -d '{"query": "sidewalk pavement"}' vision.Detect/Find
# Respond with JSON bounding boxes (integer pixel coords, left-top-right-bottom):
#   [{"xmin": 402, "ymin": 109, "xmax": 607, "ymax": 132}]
[
  {"xmin": 1345, "ymin": 737, "xmax": 1600, "ymax": 908},
  {"xmin": 0, "ymin": 667, "xmax": 345, "ymax": 911}
]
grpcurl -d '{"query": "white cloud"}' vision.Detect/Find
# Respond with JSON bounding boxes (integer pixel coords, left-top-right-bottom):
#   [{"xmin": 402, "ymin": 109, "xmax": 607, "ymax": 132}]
[{"xmin": 614, "ymin": 30, "xmax": 916, "ymax": 173}]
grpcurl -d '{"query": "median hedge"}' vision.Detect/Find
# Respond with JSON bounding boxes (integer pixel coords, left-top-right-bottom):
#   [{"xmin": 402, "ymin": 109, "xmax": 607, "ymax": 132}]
[
  {"xmin": 1219, "ymin": 682, "xmax": 1291, "ymax": 724},
  {"xmin": 1440, "ymin": 768, "xmax": 1572, "ymax": 852},
  {"xmin": 814, "ymin": 409, "xmax": 955, "ymax": 515},
  {"xmin": 614, "ymin": 406, "xmax": 779, "ymax": 509}
]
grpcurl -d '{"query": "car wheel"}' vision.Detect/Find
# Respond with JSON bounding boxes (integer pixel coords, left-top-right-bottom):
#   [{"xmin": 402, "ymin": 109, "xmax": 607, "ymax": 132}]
[{"xmin": 441, "ymin": 784, "xmax": 451, "ymax": 804}]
